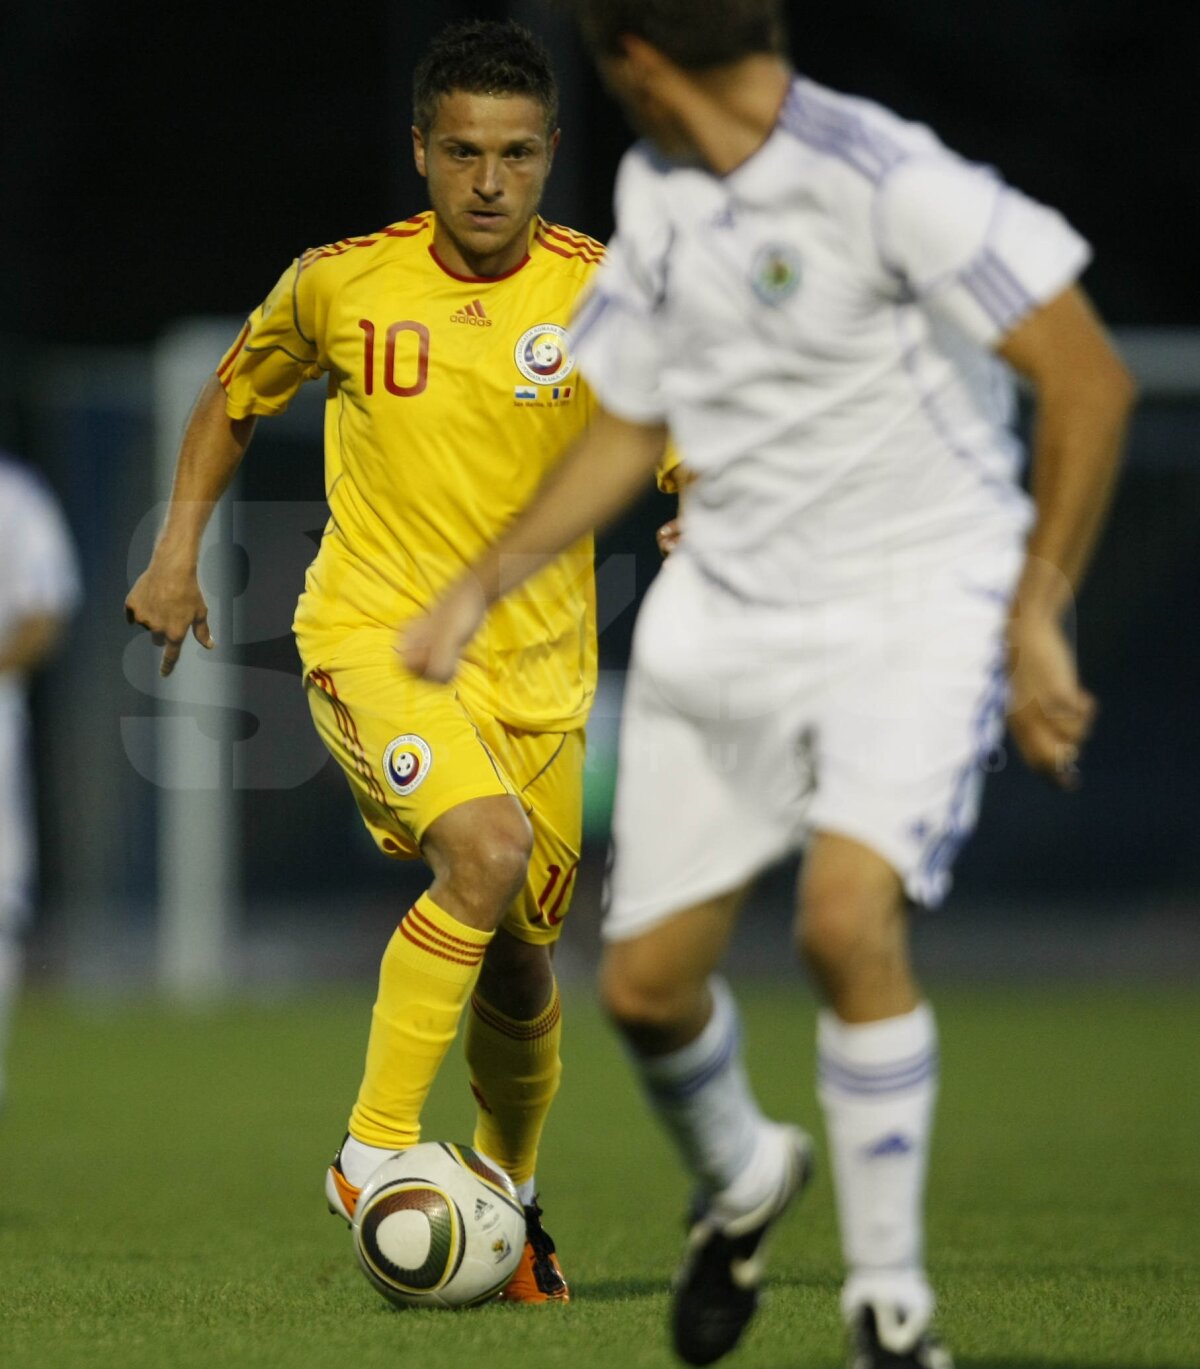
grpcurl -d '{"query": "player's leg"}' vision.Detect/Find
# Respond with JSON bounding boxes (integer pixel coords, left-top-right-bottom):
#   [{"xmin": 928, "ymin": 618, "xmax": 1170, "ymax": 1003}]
[
  {"xmin": 601, "ymin": 633, "xmax": 796, "ymax": 1212},
  {"xmin": 467, "ymin": 929, "xmax": 568, "ymax": 1302},
  {"xmin": 469, "ymin": 927, "xmax": 559, "ymax": 1196},
  {"xmin": 796, "ymin": 833, "xmax": 948, "ymax": 1365},
  {"xmin": 304, "ymin": 659, "xmax": 533, "ymax": 1215},
  {"xmin": 463, "ymin": 723, "xmax": 583, "ymax": 1302},
  {"xmin": 601, "ymin": 892, "xmax": 814, "ymax": 1365},
  {"xmin": 600, "ymin": 595, "xmax": 817, "ymax": 1363},
  {"xmin": 801, "ymin": 571, "xmax": 1011, "ymax": 1367},
  {"xmin": 339, "ymin": 794, "xmax": 532, "ymax": 1174},
  {"xmin": 602, "ymin": 886, "xmax": 795, "ymax": 1207}
]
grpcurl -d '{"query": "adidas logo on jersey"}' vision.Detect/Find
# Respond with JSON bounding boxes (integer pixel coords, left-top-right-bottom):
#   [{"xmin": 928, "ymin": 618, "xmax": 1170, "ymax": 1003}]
[{"xmin": 452, "ymin": 300, "xmax": 492, "ymax": 327}]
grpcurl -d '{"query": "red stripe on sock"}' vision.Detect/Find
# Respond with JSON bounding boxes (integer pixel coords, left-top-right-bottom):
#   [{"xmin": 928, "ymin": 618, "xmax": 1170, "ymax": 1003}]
[
  {"xmin": 471, "ymin": 992, "xmax": 561, "ymax": 1041},
  {"xmin": 399, "ymin": 919, "xmax": 485, "ymax": 967}
]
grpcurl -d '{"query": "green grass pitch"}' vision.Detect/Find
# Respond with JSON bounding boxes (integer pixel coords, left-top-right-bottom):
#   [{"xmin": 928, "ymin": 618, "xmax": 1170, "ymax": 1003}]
[{"xmin": 0, "ymin": 982, "xmax": 1195, "ymax": 1368}]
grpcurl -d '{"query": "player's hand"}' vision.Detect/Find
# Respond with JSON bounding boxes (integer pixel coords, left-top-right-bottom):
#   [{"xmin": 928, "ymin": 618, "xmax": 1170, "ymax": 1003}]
[
  {"xmin": 656, "ymin": 517, "xmax": 682, "ymax": 557},
  {"xmin": 1006, "ymin": 612, "xmax": 1097, "ymax": 789},
  {"xmin": 124, "ymin": 558, "xmax": 214, "ymax": 677},
  {"xmin": 401, "ymin": 578, "xmax": 488, "ymax": 683}
]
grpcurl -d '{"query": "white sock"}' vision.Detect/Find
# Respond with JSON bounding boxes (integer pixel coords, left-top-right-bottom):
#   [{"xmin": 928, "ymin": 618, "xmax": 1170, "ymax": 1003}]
[
  {"xmin": 634, "ymin": 977, "xmax": 779, "ymax": 1213},
  {"xmin": 339, "ymin": 1134, "xmax": 399, "ymax": 1188},
  {"xmin": 817, "ymin": 1003, "xmax": 938, "ymax": 1330}
]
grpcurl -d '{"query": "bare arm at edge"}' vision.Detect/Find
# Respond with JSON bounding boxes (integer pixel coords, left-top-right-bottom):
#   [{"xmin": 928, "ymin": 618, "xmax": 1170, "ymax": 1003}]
[
  {"xmin": 123, "ymin": 374, "xmax": 257, "ymax": 676},
  {"xmin": 997, "ymin": 284, "xmax": 1136, "ymax": 786}
]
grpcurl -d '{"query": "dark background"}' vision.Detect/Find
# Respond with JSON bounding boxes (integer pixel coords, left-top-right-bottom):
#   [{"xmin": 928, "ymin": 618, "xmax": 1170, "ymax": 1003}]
[{"xmin": 0, "ymin": 0, "xmax": 1193, "ymax": 348}]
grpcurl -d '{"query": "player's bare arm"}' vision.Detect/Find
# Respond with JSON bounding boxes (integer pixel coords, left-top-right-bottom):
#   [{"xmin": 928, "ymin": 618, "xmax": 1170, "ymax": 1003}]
[
  {"xmin": 997, "ymin": 284, "xmax": 1136, "ymax": 786},
  {"xmin": 124, "ymin": 374, "xmax": 256, "ymax": 676},
  {"xmin": 404, "ymin": 408, "xmax": 667, "ymax": 682}
]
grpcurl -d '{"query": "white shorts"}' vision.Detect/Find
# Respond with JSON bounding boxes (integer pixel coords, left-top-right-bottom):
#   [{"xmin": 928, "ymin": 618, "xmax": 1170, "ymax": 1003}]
[{"xmin": 602, "ymin": 550, "xmax": 1018, "ymax": 941}]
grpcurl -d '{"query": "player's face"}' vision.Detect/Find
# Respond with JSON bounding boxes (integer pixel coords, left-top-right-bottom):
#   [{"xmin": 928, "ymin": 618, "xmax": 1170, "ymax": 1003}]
[{"xmin": 414, "ymin": 91, "xmax": 559, "ymax": 278}]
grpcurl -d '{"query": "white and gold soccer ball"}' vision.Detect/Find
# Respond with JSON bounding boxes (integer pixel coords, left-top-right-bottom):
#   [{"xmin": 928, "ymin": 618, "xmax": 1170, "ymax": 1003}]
[{"xmin": 352, "ymin": 1142, "xmax": 526, "ymax": 1308}]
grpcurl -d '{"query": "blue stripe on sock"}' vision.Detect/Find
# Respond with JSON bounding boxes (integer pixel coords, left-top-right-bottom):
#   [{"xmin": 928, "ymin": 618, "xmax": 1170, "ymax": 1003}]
[
  {"xmin": 818, "ymin": 1047, "xmax": 939, "ymax": 1097},
  {"xmin": 646, "ymin": 1023, "xmax": 740, "ymax": 1103}
]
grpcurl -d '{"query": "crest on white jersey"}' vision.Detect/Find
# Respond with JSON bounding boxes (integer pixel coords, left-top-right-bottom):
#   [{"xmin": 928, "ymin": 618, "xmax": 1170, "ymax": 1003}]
[
  {"xmin": 383, "ymin": 734, "xmax": 433, "ymax": 796},
  {"xmin": 751, "ymin": 244, "xmax": 802, "ymax": 306},
  {"xmin": 515, "ymin": 323, "xmax": 576, "ymax": 385}
]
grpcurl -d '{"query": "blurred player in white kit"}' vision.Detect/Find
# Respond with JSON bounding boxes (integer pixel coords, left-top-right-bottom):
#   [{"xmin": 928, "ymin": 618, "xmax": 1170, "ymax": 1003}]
[
  {"xmin": 404, "ymin": 2, "xmax": 1136, "ymax": 1364},
  {"xmin": 0, "ymin": 453, "xmax": 80, "ymax": 1110}
]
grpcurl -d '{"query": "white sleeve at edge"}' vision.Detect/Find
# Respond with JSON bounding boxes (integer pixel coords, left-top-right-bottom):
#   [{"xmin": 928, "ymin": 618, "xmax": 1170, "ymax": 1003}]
[{"xmin": 876, "ymin": 154, "xmax": 1093, "ymax": 348}]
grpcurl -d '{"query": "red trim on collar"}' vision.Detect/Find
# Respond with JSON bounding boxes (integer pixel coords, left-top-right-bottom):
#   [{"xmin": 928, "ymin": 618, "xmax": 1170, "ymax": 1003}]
[{"xmin": 428, "ymin": 243, "xmax": 531, "ymax": 283}]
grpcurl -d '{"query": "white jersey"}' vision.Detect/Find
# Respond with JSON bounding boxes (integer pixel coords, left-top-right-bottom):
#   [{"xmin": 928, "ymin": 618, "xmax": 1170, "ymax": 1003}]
[
  {"xmin": 572, "ymin": 76, "xmax": 1091, "ymax": 605},
  {"xmin": 0, "ymin": 456, "xmax": 81, "ymax": 923}
]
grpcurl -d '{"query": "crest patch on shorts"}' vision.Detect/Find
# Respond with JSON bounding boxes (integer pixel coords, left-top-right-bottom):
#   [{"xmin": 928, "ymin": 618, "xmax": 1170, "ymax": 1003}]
[{"xmin": 383, "ymin": 734, "xmax": 433, "ymax": 796}]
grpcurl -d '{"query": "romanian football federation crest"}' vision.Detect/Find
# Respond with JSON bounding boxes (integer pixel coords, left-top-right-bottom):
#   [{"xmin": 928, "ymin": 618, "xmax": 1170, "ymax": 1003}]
[
  {"xmin": 383, "ymin": 734, "xmax": 433, "ymax": 796},
  {"xmin": 514, "ymin": 323, "xmax": 576, "ymax": 386},
  {"xmin": 751, "ymin": 243, "xmax": 802, "ymax": 305}
]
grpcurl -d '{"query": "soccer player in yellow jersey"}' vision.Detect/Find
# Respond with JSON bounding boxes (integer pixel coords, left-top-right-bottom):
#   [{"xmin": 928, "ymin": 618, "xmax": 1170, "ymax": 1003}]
[{"xmin": 124, "ymin": 20, "xmax": 607, "ymax": 1303}]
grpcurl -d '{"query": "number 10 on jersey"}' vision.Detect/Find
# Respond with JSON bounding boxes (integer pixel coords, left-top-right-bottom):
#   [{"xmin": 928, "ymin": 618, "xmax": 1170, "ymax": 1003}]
[{"xmin": 358, "ymin": 319, "xmax": 430, "ymax": 398}]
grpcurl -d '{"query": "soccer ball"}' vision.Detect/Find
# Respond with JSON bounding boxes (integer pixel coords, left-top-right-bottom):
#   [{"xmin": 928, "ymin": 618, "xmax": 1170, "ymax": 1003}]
[{"xmin": 352, "ymin": 1142, "xmax": 526, "ymax": 1308}]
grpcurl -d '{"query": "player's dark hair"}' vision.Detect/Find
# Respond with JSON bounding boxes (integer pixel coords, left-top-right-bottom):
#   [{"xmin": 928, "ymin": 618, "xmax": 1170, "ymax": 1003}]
[
  {"xmin": 568, "ymin": 0, "xmax": 786, "ymax": 69},
  {"xmin": 413, "ymin": 19, "xmax": 559, "ymax": 135}
]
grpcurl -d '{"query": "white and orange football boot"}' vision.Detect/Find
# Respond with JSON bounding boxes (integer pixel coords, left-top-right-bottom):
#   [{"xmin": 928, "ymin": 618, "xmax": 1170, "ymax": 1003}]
[
  {"xmin": 496, "ymin": 1197, "xmax": 571, "ymax": 1303},
  {"xmin": 324, "ymin": 1137, "xmax": 363, "ymax": 1224}
]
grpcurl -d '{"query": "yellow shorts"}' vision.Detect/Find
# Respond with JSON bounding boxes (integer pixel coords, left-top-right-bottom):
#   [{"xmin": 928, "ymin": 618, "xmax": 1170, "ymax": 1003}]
[{"xmin": 304, "ymin": 650, "xmax": 584, "ymax": 947}]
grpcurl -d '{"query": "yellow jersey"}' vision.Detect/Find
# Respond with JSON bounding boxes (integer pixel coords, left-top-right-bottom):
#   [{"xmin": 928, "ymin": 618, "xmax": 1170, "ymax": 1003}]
[{"xmin": 218, "ymin": 212, "xmax": 602, "ymax": 731}]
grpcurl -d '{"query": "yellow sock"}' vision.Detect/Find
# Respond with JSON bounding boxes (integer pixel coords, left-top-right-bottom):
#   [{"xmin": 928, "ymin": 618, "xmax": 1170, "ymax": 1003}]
[
  {"xmin": 465, "ymin": 981, "xmax": 563, "ymax": 1188},
  {"xmin": 349, "ymin": 893, "xmax": 493, "ymax": 1150}
]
